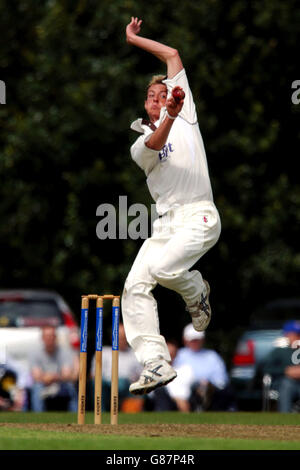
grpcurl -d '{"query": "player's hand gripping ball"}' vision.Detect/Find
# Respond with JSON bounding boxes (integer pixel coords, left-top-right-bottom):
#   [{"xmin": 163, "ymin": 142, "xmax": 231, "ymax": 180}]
[{"xmin": 172, "ymin": 86, "xmax": 185, "ymax": 103}]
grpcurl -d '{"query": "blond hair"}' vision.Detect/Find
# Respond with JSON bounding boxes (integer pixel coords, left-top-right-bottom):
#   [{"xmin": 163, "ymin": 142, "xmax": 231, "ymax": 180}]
[{"xmin": 147, "ymin": 74, "xmax": 167, "ymax": 91}]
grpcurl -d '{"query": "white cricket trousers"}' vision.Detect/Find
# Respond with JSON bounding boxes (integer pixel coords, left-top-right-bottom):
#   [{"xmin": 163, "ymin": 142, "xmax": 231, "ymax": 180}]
[{"xmin": 121, "ymin": 200, "xmax": 221, "ymax": 365}]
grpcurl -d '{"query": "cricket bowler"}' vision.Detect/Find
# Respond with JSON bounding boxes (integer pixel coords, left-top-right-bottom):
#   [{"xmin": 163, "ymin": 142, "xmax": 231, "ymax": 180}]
[{"xmin": 122, "ymin": 17, "xmax": 221, "ymax": 395}]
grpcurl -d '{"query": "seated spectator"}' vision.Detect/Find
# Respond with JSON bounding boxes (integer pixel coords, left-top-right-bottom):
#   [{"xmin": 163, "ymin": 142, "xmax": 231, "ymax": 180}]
[
  {"xmin": 0, "ymin": 364, "xmax": 18, "ymax": 411},
  {"xmin": 262, "ymin": 320, "xmax": 300, "ymax": 412},
  {"xmin": 90, "ymin": 323, "xmax": 142, "ymax": 411},
  {"xmin": 174, "ymin": 324, "xmax": 236, "ymax": 411},
  {"xmin": 29, "ymin": 326, "xmax": 79, "ymax": 412},
  {"xmin": 0, "ymin": 355, "xmax": 31, "ymax": 411},
  {"xmin": 148, "ymin": 324, "xmax": 236, "ymax": 412}
]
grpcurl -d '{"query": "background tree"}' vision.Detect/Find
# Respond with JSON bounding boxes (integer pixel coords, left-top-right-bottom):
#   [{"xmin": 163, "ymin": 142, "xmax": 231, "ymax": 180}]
[{"xmin": 0, "ymin": 0, "xmax": 299, "ymax": 361}]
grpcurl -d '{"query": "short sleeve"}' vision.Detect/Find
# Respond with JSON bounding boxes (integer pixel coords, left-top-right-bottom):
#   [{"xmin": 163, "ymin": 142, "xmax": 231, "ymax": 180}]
[
  {"xmin": 29, "ymin": 350, "xmax": 41, "ymax": 370},
  {"xmin": 58, "ymin": 348, "xmax": 75, "ymax": 369},
  {"xmin": 130, "ymin": 134, "xmax": 160, "ymax": 176},
  {"xmin": 208, "ymin": 352, "xmax": 228, "ymax": 389},
  {"xmin": 163, "ymin": 69, "xmax": 197, "ymax": 124}
]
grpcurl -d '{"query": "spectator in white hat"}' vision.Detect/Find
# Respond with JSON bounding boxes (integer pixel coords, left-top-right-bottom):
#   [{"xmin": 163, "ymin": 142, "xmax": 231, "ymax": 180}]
[{"xmin": 173, "ymin": 323, "xmax": 236, "ymax": 411}]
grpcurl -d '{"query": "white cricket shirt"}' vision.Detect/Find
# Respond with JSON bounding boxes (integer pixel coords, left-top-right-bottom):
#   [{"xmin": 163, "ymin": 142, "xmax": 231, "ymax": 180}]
[{"xmin": 130, "ymin": 68, "xmax": 213, "ymax": 215}]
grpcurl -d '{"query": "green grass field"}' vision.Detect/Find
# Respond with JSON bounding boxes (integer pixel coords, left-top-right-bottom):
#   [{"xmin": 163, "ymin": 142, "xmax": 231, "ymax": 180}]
[{"xmin": 0, "ymin": 411, "xmax": 299, "ymax": 451}]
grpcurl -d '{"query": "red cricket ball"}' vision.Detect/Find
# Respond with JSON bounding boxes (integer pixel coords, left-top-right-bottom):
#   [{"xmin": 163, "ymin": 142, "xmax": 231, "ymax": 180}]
[{"xmin": 172, "ymin": 87, "xmax": 185, "ymax": 103}]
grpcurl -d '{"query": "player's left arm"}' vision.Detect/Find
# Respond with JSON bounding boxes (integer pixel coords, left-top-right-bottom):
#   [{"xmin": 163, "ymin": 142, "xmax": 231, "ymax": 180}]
[
  {"xmin": 145, "ymin": 95, "xmax": 184, "ymax": 150},
  {"xmin": 126, "ymin": 17, "xmax": 183, "ymax": 78}
]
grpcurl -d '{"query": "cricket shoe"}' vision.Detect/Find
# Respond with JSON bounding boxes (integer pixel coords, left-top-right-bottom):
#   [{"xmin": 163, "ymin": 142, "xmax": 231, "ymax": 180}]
[
  {"xmin": 129, "ymin": 358, "xmax": 177, "ymax": 395},
  {"xmin": 186, "ymin": 280, "xmax": 211, "ymax": 332}
]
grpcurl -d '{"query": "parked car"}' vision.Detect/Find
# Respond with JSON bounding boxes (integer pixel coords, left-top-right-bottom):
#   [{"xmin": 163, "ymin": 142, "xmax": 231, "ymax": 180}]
[
  {"xmin": 0, "ymin": 289, "xmax": 80, "ymax": 382},
  {"xmin": 230, "ymin": 298, "xmax": 300, "ymax": 410}
]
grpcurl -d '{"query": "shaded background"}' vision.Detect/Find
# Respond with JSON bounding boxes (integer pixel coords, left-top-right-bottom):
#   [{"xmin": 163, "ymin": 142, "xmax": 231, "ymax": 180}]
[{"xmin": 0, "ymin": 0, "xmax": 299, "ymax": 364}]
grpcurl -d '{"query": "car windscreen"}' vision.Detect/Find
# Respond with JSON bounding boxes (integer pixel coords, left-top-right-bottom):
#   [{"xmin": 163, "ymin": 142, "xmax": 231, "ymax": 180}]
[{"xmin": 0, "ymin": 299, "xmax": 63, "ymax": 327}]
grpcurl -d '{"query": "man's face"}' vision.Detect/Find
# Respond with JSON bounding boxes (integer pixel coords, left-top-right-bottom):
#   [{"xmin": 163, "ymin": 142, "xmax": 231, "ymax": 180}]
[
  {"xmin": 42, "ymin": 327, "xmax": 57, "ymax": 354},
  {"xmin": 144, "ymin": 83, "xmax": 167, "ymax": 123},
  {"xmin": 286, "ymin": 332, "xmax": 300, "ymax": 347},
  {"xmin": 185, "ymin": 339, "xmax": 205, "ymax": 352}
]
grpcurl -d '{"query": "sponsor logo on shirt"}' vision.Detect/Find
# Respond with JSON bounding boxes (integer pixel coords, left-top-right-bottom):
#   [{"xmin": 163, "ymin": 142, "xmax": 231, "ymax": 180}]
[{"xmin": 159, "ymin": 142, "xmax": 174, "ymax": 162}]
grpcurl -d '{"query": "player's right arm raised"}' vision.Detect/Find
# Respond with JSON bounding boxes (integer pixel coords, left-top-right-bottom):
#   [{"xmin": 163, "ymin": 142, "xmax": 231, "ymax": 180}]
[{"xmin": 126, "ymin": 17, "xmax": 183, "ymax": 79}]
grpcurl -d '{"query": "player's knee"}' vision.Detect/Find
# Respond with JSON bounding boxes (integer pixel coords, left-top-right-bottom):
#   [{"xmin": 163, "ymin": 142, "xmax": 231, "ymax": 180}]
[
  {"xmin": 149, "ymin": 263, "xmax": 180, "ymax": 287},
  {"xmin": 123, "ymin": 277, "xmax": 152, "ymax": 298}
]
